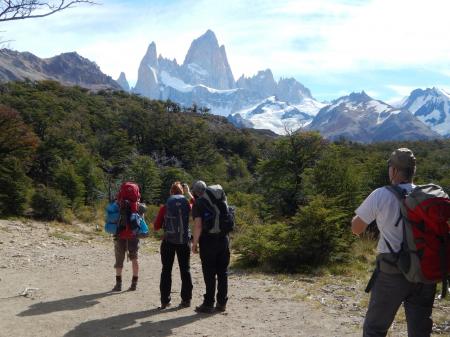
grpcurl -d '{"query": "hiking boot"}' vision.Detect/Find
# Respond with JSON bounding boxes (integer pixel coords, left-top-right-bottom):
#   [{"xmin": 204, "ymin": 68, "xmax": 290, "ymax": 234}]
[
  {"xmin": 180, "ymin": 300, "xmax": 191, "ymax": 308},
  {"xmin": 159, "ymin": 302, "xmax": 171, "ymax": 310},
  {"xmin": 195, "ymin": 304, "xmax": 214, "ymax": 313},
  {"xmin": 128, "ymin": 276, "xmax": 138, "ymax": 291},
  {"xmin": 215, "ymin": 303, "xmax": 226, "ymax": 312},
  {"xmin": 112, "ymin": 283, "xmax": 122, "ymax": 292}
]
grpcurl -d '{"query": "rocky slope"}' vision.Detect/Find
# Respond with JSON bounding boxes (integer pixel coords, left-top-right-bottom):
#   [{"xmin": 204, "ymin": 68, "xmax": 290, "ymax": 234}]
[
  {"xmin": 0, "ymin": 49, "xmax": 121, "ymax": 90},
  {"xmin": 307, "ymin": 92, "xmax": 440, "ymax": 142}
]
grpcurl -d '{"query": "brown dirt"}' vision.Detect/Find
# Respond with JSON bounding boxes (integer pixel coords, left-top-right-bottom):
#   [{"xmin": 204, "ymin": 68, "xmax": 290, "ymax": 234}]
[{"xmin": 0, "ymin": 220, "xmax": 448, "ymax": 337}]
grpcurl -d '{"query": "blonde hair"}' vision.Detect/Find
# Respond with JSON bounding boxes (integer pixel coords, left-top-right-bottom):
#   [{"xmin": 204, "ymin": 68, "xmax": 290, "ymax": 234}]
[{"xmin": 170, "ymin": 181, "xmax": 183, "ymax": 195}]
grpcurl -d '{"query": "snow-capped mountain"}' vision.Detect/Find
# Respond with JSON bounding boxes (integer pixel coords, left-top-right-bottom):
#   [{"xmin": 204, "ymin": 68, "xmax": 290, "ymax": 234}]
[
  {"xmin": 307, "ymin": 92, "xmax": 440, "ymax": 143},
  {"xmin": 127, "ymin": 30, "xmax": 316, "ymax": 132},
  {"xmin": 399, "ymin": 87, "xmax": 450, "ymax": 137},
  {"xmin": 230, "ymin": 96, "xmax": 324, "ymax": 135}
]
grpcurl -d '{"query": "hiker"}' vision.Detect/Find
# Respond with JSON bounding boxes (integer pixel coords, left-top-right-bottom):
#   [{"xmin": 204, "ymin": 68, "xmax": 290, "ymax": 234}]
[
  {"xmin": 154, "ymin": 181, "xmax": 194, "ymax": 309},
  {"xmin": 351, "ymin": 148, "xmax": 437, "ymax": 337},
  {"xmin": 112, "ymin": 182, "xmax": 143, "ymax": 292},
  {"xmin": 191, "ymin": 180, "xmax": 233, "ymax": 313}
]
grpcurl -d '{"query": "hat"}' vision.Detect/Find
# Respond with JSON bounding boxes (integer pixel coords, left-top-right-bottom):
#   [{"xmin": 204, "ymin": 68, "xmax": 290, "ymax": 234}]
[
  {"xmin": 191, "ymin": 180, "xmax": 207, "ymax": 195},
  {"xmin": 388, "ymin": 148, "xmax": 416, "ymax": 169}
]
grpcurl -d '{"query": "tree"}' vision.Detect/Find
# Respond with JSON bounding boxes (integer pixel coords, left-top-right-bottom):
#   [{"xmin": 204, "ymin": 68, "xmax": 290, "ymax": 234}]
[
  {"xmin": 0, "ymin": 1, "xmax": 95, "ymax": 22},
  {"xmin": 0, "ymin": 105, "xmax": 39, "ymax": 163},
  {"xmin": 257, "ymin": 131, "xmax": 325, "ymax": 216},
  {"xmin": 123, "ymin": 156, "xmax": 161, "ymax": 204}
]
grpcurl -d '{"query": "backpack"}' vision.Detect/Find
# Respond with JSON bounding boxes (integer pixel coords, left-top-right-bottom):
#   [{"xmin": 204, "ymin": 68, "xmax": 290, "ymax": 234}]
[
  {"xmin": 202, "ymin": 185, "xmax": 235, "ymax": 235},
  {"xmin": 104, "ymin": 201, "xmax": 120, "ymax": 234},
  {"xmin": 385, "ymin": 184, "xmax": 450, "ymax": 298},
  {"xmin": 163, "ymin": 194, "xmax": 190, "ymax": 244},
  {"xmin": 116, "ymin": 182, "xmax": 141, "ymax": 236}
]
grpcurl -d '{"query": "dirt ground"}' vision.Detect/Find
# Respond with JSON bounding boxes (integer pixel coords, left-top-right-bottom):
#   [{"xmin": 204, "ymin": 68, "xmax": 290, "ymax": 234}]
[{"xmin": 0, "ymin": 220, "xmax": 448, "ymax": 337}]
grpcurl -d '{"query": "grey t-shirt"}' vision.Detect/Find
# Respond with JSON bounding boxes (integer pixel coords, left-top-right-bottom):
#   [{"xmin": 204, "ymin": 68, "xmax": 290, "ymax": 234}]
[{"xmin": 355, "ymin": 183, "xmax": 415, "ymax": 253}]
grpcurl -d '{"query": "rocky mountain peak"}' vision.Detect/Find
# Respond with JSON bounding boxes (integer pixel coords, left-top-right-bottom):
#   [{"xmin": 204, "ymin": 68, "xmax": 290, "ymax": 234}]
[
  {"xmin": 133, "ymin": 41, "xmax": 160, "ymax": 98},
  {"xmin": 116, "ymin": 72, "xmax": 130, "ymax": 92},
  {"xmin": 347, "ymin": 91, "xmax": 372, "ymax": 103},
  {"xmin": 142, "ymin": 41, "xmax": 158, "ymax": 68},
  {"xmin": 277, "ymin": 77, "xmax": 313, "ymax": 103},
  {"xmin": 182, "ymin": 29, "xmax": 235, "ymax": 89}
]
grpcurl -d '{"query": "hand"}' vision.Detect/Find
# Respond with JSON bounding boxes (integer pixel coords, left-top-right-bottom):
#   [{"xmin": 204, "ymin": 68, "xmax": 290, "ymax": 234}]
[
  {"xmin": 192, "ymin": 243, "xmax": 198, "ymax": 254},
  {"xmin": 182, "ymin": 184, "xmax": 190, "ymax": 194}
]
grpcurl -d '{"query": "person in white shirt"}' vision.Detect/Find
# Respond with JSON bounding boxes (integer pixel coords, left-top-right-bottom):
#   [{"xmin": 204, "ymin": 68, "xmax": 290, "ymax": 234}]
[{"xmin": 351, "ymin": 148, "xmax": 436, "ymax": 337}]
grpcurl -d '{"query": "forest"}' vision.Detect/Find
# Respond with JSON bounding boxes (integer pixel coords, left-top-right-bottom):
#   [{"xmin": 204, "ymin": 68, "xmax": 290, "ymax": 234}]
[{"xmin": 1, "ymin": 80, "xmax": 449, "ymax": 272}]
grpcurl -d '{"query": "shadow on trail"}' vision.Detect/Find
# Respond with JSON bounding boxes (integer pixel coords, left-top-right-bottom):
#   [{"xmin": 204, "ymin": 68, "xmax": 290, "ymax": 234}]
[
  {"xmin": 18, "ymin": 291, "xmax": 116, "ymax": 316},
  {"xmin": 64, "ymin": 308, "xmax": 211, "ymax": 337}
]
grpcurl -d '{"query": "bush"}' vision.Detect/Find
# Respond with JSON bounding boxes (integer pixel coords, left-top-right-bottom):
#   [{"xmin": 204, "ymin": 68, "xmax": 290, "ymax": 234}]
[
  {"xmin": 234, "ymin": 197, "xmax": 354, "ymax": 272},
  {"xmin": 31, "ymin": 186, "xmax": 67, "ymax": 221},
  {"xmin": 54, "ymin": 161, "xmax": 85, "ymax": 207},
  {"xmin": 0, "ymin": 158, "xmax": 31, "ymax": 216}
]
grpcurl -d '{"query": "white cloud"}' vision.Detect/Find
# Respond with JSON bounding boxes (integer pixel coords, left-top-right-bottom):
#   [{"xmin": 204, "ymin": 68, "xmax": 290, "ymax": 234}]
[
  {"xmin": 3, "ymin": 0, "xmax": 450, "ymax": 88},
  {"xmin": 386, "ymin": 85, "xmax": 418, "ymax": 97}
]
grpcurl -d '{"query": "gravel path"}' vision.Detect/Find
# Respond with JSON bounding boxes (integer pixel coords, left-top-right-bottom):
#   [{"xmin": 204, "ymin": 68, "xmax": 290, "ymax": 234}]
[{"xmin": 0, "ymin": 220, "xmax": 447, "ymax": 337}]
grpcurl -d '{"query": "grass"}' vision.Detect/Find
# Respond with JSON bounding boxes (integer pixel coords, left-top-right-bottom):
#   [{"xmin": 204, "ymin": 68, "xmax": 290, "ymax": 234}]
[{"xmin": 50, "ymin": 231, "xmax": 74, "ymax": 241}]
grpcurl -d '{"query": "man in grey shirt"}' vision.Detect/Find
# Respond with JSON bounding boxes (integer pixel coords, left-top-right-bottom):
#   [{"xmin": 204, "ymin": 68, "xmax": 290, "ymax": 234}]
[{"xmin": 351, "ymin": 148, "xmax": 436, "ymax": 337}]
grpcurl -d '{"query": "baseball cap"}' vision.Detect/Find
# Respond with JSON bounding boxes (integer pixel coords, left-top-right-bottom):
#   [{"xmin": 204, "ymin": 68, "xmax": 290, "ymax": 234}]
[
  {"xmin": 191, "ymin": 180, "xmax": 207, "ymax": 195},
  {"xmin": 388, "ymin": 148, "xmax": 416, "ymax": 169}
]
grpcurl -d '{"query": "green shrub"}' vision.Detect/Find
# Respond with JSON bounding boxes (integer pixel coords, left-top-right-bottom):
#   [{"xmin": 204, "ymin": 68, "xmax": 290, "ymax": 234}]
[
  {"xmin": 234, "ymin": 197, "xmax": 354, "ymax": 271},
  {"xmin": 31, "ymin": 186, "xmax": 67, "ymax": 221},
  {"xmin": 0, "ymin": 158, "xmax": 31, "ymax": 216},
  {"xmin": 54, "ymin": 161, "xmax": 85, "ymax": 207}
]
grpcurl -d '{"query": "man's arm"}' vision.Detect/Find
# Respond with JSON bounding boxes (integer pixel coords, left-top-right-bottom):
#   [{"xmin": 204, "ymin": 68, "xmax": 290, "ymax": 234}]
[
  {"xmin": 351, "ymin": 215, "xmax": 369, "ymax": 235},
  {"xmin": 192, "ymin": 217, "xmax": 202, "ymax": 253}
]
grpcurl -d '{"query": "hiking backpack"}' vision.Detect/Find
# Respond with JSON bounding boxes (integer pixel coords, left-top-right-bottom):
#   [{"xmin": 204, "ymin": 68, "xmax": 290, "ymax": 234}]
[
  {"xmin": 104, "ymin": 201, "xmax": 120, "ymax": 234},
  {"xmin": 116, "ymin": 182, "xmax": 141, "ymax": 235},
  {"xmin": 163, "ymin": 194, "xmax": 191, "ymax": 244},
  {"xmin": 386, "ymin": 184, "xmax": 450, "ymax": 298},
  {"xmin": 202, "ymin": 185, "xmax": 235, "ymax": 235}
]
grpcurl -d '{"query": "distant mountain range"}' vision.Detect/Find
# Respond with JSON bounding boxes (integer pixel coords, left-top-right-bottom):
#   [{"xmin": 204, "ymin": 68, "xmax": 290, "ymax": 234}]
[
  {"xmin": 0, "ymin": 49, "xmax": 120, "ymax": 90},
  {"xmin": 0, "ymin": 30, "xmax": 449, "ymax": 142}
]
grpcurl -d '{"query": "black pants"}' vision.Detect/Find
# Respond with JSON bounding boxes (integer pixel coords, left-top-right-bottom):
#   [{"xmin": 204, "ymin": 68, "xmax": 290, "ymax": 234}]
[
  {"xmin": 199, "ymin": 235, "xmax": 230, "ymax": 306},
  {"xmin": 159, "ymin": 240, "xmax": 193, "ymax": 304}
]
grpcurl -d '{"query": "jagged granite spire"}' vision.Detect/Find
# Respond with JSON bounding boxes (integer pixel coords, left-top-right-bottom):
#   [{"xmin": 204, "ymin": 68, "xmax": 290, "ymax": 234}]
[
  {"xmin": 116, "ymin": 72, "xmax": 130, "ymax": 92},
  {"xmin": 133, "ymin": 41, "xmax": 160, "ymax": 99},
  {"xmin": 182, "ymin": 29, "xmax": 235, "ymax": 89}
]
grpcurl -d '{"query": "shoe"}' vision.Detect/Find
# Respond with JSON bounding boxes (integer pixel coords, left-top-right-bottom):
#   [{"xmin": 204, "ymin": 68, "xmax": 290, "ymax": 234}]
[
  {"xmin": 159, "ymin": 302, "xmax": 171, "ymax": 310},
  {"xmin": 128, "ymin": 283, "xmax": 137, "ymax": 291},
  {"xmin": 112, "ymin": 283, "xmax": 122, "ymax": 292},
  {"xmin": 195, "ymin": 304, "xmax": 214, "ymax": 313},
  {"xmin": 215, "ymin": 303, "xmax": 226, "ymax": 312},
  {"xmin": 180, "ymin": 300, "xmax": 191, "ymax": 308}
]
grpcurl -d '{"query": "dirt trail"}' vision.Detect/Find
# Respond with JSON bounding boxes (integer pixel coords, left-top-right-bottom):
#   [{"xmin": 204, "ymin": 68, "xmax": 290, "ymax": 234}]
[{"xmin": 0, "ymin": 220, "xmax": 447, "ymax": 337}]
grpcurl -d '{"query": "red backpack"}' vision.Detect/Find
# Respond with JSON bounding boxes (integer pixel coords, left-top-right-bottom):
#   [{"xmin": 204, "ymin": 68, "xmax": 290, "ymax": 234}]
[
  {"xmin": 116, "ymin": 182, "xmax": 141, "ymax": 238},
  {"xmin": 386, "ymin": 184, "xmax": 450, "ymax": 298},
  {"xmin": 117, "ymin": 182, "xmax": 140, "ymax": 211}
]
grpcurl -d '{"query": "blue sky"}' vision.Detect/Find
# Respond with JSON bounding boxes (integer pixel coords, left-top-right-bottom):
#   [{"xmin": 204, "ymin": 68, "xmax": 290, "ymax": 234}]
[{"xmin": 2, "ymin": 0, "xmax": 450, "ymax": 102}]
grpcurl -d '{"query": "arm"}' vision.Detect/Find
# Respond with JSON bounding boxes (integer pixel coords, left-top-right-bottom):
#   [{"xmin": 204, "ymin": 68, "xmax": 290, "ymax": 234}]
[
  {"xmin": 351, "ymin": 215, "xmax": 369, "ymax": 235},
  {"xmin": 352, "ymin": 189, "xmax": 379, "ymax": 236},
  {"xmin": 192, "ymin": 217, "xmax": 202, "ymax": 254},
  {"xmin": 153, "ymin": 205, "xmax": 166, "ymax": 231}
]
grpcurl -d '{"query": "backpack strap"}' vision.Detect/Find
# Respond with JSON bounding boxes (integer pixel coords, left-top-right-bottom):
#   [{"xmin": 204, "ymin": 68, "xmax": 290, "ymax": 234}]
[
  {"xmin": 365, "ymin": 259, "xmax": 380, "ymax": 293},
  {"xmin": 439, "ymin": 236, "xmax": 449, "ymax": 298}
]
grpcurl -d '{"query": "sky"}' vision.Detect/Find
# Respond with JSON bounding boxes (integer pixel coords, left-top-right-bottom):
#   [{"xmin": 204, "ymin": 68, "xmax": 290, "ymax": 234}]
[{"xmin": 2, "ymin": 0, "xmax": 450, "ymax": 102}]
